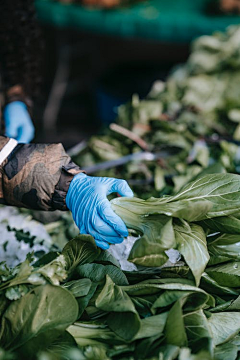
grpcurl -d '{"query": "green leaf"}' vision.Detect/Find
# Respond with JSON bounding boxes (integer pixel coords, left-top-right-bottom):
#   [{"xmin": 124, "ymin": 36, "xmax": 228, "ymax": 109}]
[
  {"xmin": 229, "ymin": 335, "xmax": 240, "ymax": 350},
  {"xmin": 174, "ymin": 220, "xmax": 209, "ymax": 286},
  {"xmin": 200, "ymin": 215, "xmax": 240, "ymax": 235},
  {"xmin": 207, "ymin": 312, "xmax": 240, "ymax": 346},
  {"xmin": 206, "ymin": 262, "xmax": 240, "ymax": 288},
  {"xmin": 134, "ymin": 334, "xmax": 164, "ymax": 360},
  {"xmin": 123, "ymin": 280, "xmax": 207, "ymax": 297},
  {"xmin": 16, "ymin": 330, "xmax": 76, "ymax": 360},
  {"xmin": 214, "ymin": 342, "xmax": 238, "ymax": 360},
  {"xmin": 95, "ymin": 275, "xmax": 141, "ymax": 341},
  {"xmin": 62, "ymin": 278, "xmax": 92, "ymax": 297},
  {"xmin": 0, "ymin": 284, "xmax": 78, "ymax": 350},
  {"xmin": 0, "ymin": 295, "xmax": 9, "ymax": 321},
  {"xmin": 95, "ymin": 251, "xmax": 120, "ymax": 268},
  {"xmin": 200, "ymin": 272, "xmax": 239, "ymax": 296},
  {"xmin": 62, "ymin": 235, "xmax": 100, "ymax": 274},
  {"xmin": 207, "ymin": 233, "xmax": 240, "ymax": 265},
  {"xmin": 67, "ymin": 321, "xmax": 122, "ymax": 347},
  {"xmin": 184, "ymin": 310, "xmax": 213, "ymax": 354},
  {"xmin": 151, "ymin": 289, "xmax": 210, "ymax": 314},
  {"xmin": 164, "ymin": 299, "xmax": 188, "ymax": 347},
  {"xmin": 112, "ymin": 174, "xmax": 240, "ymax": 221},
  {"xmin": 133, "ymin": 312, "xmax": 168, "ymax": 340},
  {"xmin": 77, "ymin": 263, "xmax": 128, "ymax": 286},
  {"xmin": 108, "ymin": 343, "xmax": 135, "ymax": 358},
  {"xmin": 226, "ymin": 295, "xmax": 240, "ymax": 310},
  {"xmin": 131, "ymin": 296, "xmax": 154, "ymax": 317},
  {"xmin": 207, "ymin": 233, "xmax": 240, "ymax": 261},
  {"xmin": 77, "ymin": 282, "xmax": 98, "ymax": 318},
  {"xmin": 128, "ymin": 215, "xmax": 175, "ymax": 267},
  {"xmin": 33, "ymin": 252, "xmax": 58, "ymax": 268},
  {"xmin": 111, "ymin": 196, "xmax": 211, "ymax": 225}
]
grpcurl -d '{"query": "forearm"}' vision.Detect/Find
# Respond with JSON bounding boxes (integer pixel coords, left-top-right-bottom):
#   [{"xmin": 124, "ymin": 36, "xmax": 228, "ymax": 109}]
[{"xmin": 0, "ymin": 137, "xmax": 83, "ymax": 211}]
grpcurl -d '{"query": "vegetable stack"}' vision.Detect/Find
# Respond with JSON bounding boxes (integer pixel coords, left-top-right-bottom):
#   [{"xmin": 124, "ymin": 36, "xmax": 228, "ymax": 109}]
[
  {"xmin": 0, "ymin": 174, "xmax": 240, "ymax": 360},
  {"xmin": 73, "ymin": 26, "xmax": 240, "ymax": 199}
]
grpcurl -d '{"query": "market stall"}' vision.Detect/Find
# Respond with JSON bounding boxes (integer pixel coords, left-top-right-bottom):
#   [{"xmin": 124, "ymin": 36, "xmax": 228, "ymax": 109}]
[{"xmin": 0, "ymin": 23, "xmax": 240, "ymax": 359}]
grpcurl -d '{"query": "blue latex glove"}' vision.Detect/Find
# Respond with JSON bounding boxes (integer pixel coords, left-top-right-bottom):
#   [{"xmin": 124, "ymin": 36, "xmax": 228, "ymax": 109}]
[
  {"xmin": 66, "ymin": 173, "xmax": 134, "ymax": 249},
  {"xmin": 4, "ymin": 101, "xmax": 35, "ymax": 143}
]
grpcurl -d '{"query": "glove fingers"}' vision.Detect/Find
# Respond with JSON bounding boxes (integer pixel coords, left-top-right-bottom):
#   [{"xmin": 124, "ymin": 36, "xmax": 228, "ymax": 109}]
[
  {"xmin": 95, "ymin": 239, "xmax": 110, "ymax": 250},
  {"xmin": 108, "ymin": 179, "xmax": 134, "ymax": 197},
  {"xmin": 79, "ymin": 226, "xmax": 110, "ymax": 250},
  {"xmin": 80, "ymin": 223, "xmax": 123, "ymax": 245},
  {"xmin": 17, "ymin": 125, "xmax": 35, "ymax": 143},
  {"xmin": 99, "ymin": 200, "xmax": 128, "ymax": 238},
  {"xmin": 87, "ymin": 222, "xmax": 124, "ymax": 244},
  {"xmin": 93, "ymin": 214, "xmax": 121, "ymax": 237}
]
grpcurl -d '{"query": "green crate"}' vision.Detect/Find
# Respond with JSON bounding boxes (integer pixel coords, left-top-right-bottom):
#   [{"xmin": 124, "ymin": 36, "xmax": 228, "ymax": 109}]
[{"xmin": 35, "ymin": 0, "xmax": 240, "ymax": 43}]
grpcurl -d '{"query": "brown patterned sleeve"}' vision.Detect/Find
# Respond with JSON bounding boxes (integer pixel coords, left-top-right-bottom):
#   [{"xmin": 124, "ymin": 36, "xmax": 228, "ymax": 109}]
[{"xmin": 0, "ymin": 137, "xmax": 84, "ymax": 211}]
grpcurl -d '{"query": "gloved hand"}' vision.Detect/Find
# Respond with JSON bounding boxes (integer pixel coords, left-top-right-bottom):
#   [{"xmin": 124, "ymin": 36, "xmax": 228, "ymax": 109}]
[
  {"xmin": 66, "ymin": 173, "xmax": 134, "ymax": 249},
  {"xmin": 4, "ymin": 101, "xmax": 35, "ymax": 143}
]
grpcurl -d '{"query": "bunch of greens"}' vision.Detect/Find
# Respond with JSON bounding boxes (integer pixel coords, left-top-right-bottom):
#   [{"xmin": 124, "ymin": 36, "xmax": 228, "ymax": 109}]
[
  {"xmin": 1, "ymin": 173, "xmax": 240, "ymax": 360},
  {"xmin": 72, "ymin": 26, "xmax": 240, "ymax": 199},
  {"xmin": 163, "ymin": 26, "xmax": 240, "ymax": 140}
]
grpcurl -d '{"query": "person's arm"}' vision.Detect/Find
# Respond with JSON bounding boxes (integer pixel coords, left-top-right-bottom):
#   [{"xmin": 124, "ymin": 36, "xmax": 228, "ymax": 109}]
[
  {"xmin": 0, "ymin": 137, "xmax": 133, "ymax": 249},
  {"xmin": 0, "ymin": 0, "xmax": 43, "ymax": 142},
  {"xmin": 0, "ymin": 137, "xmax": 82, "ymax": 211}
]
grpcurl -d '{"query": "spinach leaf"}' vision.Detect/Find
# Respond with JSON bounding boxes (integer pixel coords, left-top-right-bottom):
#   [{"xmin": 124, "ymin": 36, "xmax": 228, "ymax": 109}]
[
  {"xmin": 62, "ymin": 235, "xmax": 100, "ymax": 275},
  {"xmin": 214, "ymin": 342, "xmax": 239, "ymax": 360},
  {"xmin": 95, "ymin": 275, "xmax": 141, "ymax": 341},
  {"xmin": 184, "ymin": 310, "xmax": 213, "ymax": 354},
  {"xmin": 174, "ymin": 220, "xmax": 209, "ymax": 285},
  {"xmin": 63, "ymin": 278, "xmax": 92, "ymax": 297},
  {"xmin": 206, "ymin": 262, "xmax": 240, "ymax": 288},
  {"xmin": 164, "ymin": 299, "xmax": 188, "ymax": 347},
  {"xmin": 0, "ymin": 284, "xmax": 78, "ymax": 350},
  {"xmin": 77, "ymin": 263, "xmax": 128, "ymax": 286},
  {"xmin": 207, "ymin": 312, "xmax": 240, "ymax": 346},
  {"xmin": 207, "ymin": 233, "xmax": 240, "ymax": 261}
]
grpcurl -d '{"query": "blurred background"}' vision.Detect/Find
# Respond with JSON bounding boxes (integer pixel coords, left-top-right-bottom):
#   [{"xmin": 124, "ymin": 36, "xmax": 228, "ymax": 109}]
[{"xmin": 33, "ymin": 0, "xmax": 240, "ymax": 148}]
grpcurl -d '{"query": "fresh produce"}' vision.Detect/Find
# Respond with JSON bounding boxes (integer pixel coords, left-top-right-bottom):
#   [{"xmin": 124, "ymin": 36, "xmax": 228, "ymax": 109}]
[
  {"xmin": 0, "ymin": 173, "xmax": 240, "ymax": 359},
  {"xmin": 1, "ymin": 26, "xmax": 240, "ymax": 360},
  {"xmin": 73, "ymin": 26, "xmax": 240, "ymax": 199}
]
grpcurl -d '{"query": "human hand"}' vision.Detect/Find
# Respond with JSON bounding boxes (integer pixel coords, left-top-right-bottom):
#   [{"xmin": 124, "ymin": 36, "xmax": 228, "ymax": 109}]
[
  {"xmin": 66, "ymin": 173, "xmax": 134, "ymax": 249},
  {"xmin": 4, "ymin": 101, "xmax": 35, "ymax": 143}
]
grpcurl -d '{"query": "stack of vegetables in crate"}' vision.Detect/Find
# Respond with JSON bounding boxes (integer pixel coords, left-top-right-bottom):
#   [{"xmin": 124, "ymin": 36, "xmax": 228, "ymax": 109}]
[{"xmin": 1, "ymin": 26, "xmax": 240, "ymax": 360}]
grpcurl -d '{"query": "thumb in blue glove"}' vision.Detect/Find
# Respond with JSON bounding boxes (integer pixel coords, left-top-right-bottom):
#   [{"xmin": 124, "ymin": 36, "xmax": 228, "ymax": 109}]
[
  {"xmin": 4, "ymin": 101, "xmax": 35, "ymax": 143},
  {"xmin": 66, "ymin": 173, "xmax": 134, "ymax": 250}
]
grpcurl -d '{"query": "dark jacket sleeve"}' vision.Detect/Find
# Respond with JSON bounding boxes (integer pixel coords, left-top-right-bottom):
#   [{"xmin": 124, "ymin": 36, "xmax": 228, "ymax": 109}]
[
  {"xmin": 0, "ymin": 0, "xmax": 43, "ymax": 106},
  {"xmin": 0, "ymin": 136, "xmax": 84, "ymax": 211}
]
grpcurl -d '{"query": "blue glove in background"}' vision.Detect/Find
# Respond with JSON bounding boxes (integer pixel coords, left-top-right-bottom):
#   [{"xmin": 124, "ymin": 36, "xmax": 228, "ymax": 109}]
[
  {"xmin": 66, "ymin": 173, "xmax": 134, "ymax": 249},
  {"xmin": 4, "ymin": 101, "xmax": 35, "ymax": 143}
]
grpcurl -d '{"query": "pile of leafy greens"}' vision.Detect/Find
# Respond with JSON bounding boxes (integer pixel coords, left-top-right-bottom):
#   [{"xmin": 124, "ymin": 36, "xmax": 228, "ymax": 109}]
[
  {"xmin": 72, "ymin": 25, "xmax": 240, "ymax": 199},
  {"xmin": 0, "ymin": 173, "xmax": 240, "ymax": 360},
  {"xmin": 1, "ymin": 26, "xmax": 240, "ymax": 360}
]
